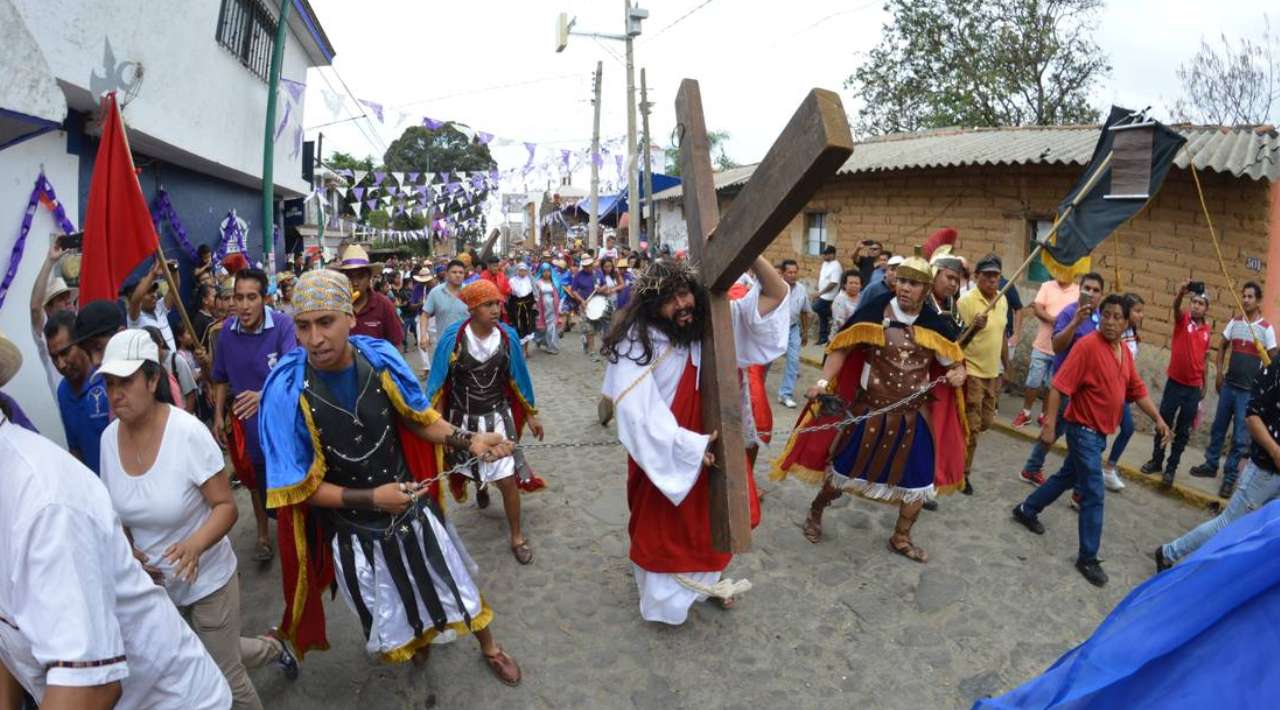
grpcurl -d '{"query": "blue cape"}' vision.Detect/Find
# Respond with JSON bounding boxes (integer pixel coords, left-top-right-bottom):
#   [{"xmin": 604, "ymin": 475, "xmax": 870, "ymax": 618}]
[
  {"xmin": 259, "ymin": 335, "xmax": 435, "ymax": 507},
  {"xmin": 424, "ymin": 319, "xmax": 536, "ymax": 415},
  {"xmin": 975, "ymin": 500, "xmax": 1280, "ymax": 709}
]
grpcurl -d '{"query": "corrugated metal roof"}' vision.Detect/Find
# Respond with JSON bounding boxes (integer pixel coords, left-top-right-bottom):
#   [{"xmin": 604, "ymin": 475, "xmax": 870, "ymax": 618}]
[{"xmin": 651, "ymin": 124, "xmax": 1279, "ymax": 201}]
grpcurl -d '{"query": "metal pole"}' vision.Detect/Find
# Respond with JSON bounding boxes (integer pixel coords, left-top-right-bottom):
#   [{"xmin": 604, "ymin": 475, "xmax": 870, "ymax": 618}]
[
  {"xmin": 261, "ymin": 0, "xmax": 291, "ymax": 270},
  {"xmin": 624, "ymin": 0, "xmax": 640, "ymax": 250},
  {"xmin": 640, "ymin": 67, "xmax": 654, "ymax": 250},
  {"xmin": 589, "ymin": 61, "xmax": 603, "ymax": 251},
  {"xmin": 314, "ymin": 131, "xmax": 324, "ymax": 255}
]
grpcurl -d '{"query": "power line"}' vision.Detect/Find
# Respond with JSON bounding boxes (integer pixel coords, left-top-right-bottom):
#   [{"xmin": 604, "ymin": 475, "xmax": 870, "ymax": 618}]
[
  {"xmin": 388, "ymin": 73, "xmax": 589, "ymax": 110},
  {"xmin": 312, "ymin": 66, "xmax": 387, "ymax": 159},
  {"xmin": 645, "ymin": 0, "xmax": 716, "ymax": 42},
  {"xmin": 324, "ymin": 65, "xmax": 391, "ymax": 155}
]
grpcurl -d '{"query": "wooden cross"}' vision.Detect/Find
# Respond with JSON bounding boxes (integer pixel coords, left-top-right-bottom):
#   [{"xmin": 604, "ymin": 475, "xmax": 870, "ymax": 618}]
[{"xmin": 675, "ymin": 79, "xmax": 853, "ymax": 553}]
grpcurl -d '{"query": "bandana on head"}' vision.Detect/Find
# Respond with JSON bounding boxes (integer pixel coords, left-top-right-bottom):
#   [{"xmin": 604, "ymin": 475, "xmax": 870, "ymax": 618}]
[
  {"xmin": 459, "ymin": 279, "xmax": 502, "ymax": 310},
  {"xmin": 293, "ymin": 270, "xmax": 354, "ymax": 315}
]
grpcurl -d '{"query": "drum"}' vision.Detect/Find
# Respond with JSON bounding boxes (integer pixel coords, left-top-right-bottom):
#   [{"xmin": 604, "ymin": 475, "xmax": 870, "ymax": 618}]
[{"xmin": 585, "ymin": 294, "xmax": 610, "ymax": 322}]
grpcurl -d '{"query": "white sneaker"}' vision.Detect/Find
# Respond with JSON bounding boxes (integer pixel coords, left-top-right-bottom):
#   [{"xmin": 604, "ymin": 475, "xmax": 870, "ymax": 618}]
[
  {"xmin": 781, "ymin": 397, "xmax": 797, "ymax": 408},
  {"xmin": 1103, "ymin": 465, "xmax": 1126, "ymax": 491}
]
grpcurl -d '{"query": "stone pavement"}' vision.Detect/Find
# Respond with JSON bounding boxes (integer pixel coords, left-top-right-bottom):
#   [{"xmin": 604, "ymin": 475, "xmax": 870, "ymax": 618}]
[{"xmin": 226, "ymin": 336, "xmax": 1217, "ymax": 709}]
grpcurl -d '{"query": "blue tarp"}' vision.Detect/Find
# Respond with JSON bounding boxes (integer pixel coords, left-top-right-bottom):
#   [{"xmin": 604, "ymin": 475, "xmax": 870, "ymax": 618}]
[
  {"xmin": 562, "ymin": 173, "xmax": 681, "ymax": 226},
  {"xmin": 975, "ymin": 500, "xmax": 1280, "ymax": 709}
]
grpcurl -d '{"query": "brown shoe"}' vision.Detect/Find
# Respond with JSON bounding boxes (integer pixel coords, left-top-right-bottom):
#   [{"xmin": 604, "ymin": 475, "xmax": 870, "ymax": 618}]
[
  {"xmin": 802, "ymin": 511, "xmax": 823, "ymax": 543},
  {"xmin": 511, "ymin": 540, "xmax": 533, "ymax": 565},
  {"xmin": 483, "ymin": 648, "xmax": 521, "ymax": 686},
  {"xmin": 476, "ymin": 487, "xmax": 490, "ymax": 510}
]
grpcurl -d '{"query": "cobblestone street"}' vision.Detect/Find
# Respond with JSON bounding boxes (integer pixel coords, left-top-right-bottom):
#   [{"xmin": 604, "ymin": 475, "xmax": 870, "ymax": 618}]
[{"xmin": 229, "ymin": 338, "xmax": 1212, "ymax": 709}]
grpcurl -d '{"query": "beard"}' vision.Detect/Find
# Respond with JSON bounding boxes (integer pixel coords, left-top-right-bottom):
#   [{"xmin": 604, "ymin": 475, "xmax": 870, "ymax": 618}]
[{"xmin": 655, "ymin": 305, "xmax": 705, "ymax": 346}]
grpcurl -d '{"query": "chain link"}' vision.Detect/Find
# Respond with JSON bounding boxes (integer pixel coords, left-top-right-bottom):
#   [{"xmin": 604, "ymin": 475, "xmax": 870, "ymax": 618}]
[{"xmin": 345, "ymin": 377, "xmax": 948, "ymax": 540}]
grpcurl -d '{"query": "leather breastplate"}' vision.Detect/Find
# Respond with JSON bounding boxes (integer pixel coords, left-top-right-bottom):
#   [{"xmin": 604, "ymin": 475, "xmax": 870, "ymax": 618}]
[
  {"xmin": 862, "ymin": 311, "xmax": 932, "ymax": 410},
  {"xmin": 448, "ymin": 331, "xmax": 509, "ymax": 415},
  {"xmin": 303, "ymin": 353, "xmax": 407, "ymax": 527}
]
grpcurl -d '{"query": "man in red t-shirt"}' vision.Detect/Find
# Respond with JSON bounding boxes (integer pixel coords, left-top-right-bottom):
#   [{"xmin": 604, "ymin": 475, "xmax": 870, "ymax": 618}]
[
  {"xmin": 332, "ymin": 245, "xmax": 405, "ymax": 348},
  {"xmin": 1012, "ymin": 294, "xmax": 1170, "ymax": 587},
  {"xmin": 1141, "ymin": 281, "xmax": 1212, "ymax": 485}
]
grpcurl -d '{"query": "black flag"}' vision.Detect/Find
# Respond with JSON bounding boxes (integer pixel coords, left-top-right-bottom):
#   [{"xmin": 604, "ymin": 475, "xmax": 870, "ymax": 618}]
[{"xmin": 1042, "ymin": 106, "xmax": 1186, "ymax": 280}]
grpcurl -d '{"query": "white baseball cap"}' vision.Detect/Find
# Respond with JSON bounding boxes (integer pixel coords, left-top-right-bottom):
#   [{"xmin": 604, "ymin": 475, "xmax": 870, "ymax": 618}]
[
  {"xmin": 887, "ymin": 255, "xmax": 906, "ymax": 266},
  {"xmin": 98, "ymin": 329, "xmax": 159, "ymax": 378}
]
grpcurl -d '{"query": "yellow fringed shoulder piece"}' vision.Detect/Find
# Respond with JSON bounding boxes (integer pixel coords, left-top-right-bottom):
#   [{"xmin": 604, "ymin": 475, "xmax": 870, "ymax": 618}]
[
  {"xmin": 912, "ymin": 327, "xmax": 965, "ymax": 368},
  {"xmin": 380, "ymin": 371, "xmax": 442, "ymax": 427},
  {"xmin": 266, "ymin": 395, "xmax": 329, "ymax": 509},
  {"xmin": 827, "ymin": 322, "xmax": 885, "ymax": 353}
]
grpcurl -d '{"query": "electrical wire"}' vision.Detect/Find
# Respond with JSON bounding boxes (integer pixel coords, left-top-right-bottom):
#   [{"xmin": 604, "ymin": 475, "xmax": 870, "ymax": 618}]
[
  {"xmin": 325, "ymin": 65, "xmax": 390, "ymax": 155},
  {"xmin": 311, "ymin": 66, "xmax": 387, "ymax": 158},
  {"xmin": 389, "ymin": 73, "xmax": 589, "ymax": 110},
  {"xmin": 645, "ymin": 0, "xmax": 716, "ymax": 42}
]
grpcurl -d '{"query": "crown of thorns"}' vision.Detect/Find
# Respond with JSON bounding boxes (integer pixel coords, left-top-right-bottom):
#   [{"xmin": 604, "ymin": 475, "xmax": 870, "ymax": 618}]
[{"xmin": 632, "ymin": 258, "xmax": 701, "ymax": 299}]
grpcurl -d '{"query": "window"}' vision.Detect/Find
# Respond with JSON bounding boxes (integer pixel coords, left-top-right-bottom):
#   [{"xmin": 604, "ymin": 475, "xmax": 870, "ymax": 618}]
[
  {"xmin": 805, "ymin": 212, "xmax": 827, "ymax": 256},
  {"xmin": 1026, "ymin": 219, "xmax": 1053, "ymax": 283},
  {"xmin": 216, "ymin": 0, "xmax": 278, "ymax": 82}
]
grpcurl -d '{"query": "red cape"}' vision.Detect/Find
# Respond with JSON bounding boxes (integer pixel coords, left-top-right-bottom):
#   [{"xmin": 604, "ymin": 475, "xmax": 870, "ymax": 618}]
[{"xmin": 628, "ymin": 355, "xmax": 762, "ymax": 572}]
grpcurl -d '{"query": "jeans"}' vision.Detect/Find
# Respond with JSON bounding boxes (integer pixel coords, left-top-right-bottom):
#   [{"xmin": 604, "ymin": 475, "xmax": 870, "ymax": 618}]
[
  {"xmin": 1022, "ymin": 396, "xmax": 1069, "ymax": 474},
  {"xmin": 813, "ymin": 297, "xmax": 833, "ymax": 343},
  {"xmin": 777, "ymin": 322, "xmax": 802, "ymax": 399},
  {"xmin": 1203, "ymin": 383, "xmax": 1252, "ymax": 483},
  {"xmin": 1150, "ymin": 378, "xmax": 1202, "ymax": 472},
  {"xmin": 1163, "ymin": 460, "xmax": 1280, "ymax": 563},
  {"xmin": 1021, "ymin": 422, "xmax": 1107, "ymax": 562},
  {"xmin": 1107, "ymin": 404, "xmax": 1134, "ymax": 465}
]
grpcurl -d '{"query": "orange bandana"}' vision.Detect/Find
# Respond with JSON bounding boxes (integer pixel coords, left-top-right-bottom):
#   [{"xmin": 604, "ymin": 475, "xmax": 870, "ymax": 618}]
[{"xmin": 460, "ymin": 279, "xmax": 502, "ymax": 310}]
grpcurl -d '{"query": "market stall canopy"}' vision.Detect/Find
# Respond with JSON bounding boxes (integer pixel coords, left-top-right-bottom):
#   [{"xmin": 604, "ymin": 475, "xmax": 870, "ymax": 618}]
[
  {"xmin": 562, "ymin": 173, "xmax": 681, "ymax": 226},
  {"xmin": 0, "ymin": 0, "xmax": 67, "ymax": 151}
]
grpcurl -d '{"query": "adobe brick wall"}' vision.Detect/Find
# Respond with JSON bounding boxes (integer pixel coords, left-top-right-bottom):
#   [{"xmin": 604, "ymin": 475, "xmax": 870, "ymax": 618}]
[{"xmin": 750, "ymin": 164, "xmax": 1273, "ymax": 446}]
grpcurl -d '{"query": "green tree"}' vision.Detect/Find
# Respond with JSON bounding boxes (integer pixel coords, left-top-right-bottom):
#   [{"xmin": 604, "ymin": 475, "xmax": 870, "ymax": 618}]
[
  {"xmin": 327, "ymin": 151, "xmax": 375, "ymax": 171},
  {"xmin": 663, "ymin": 130, "xmax": 737, "ymax": 176},
  {"xmin": 846, "ymin": 0, "xmax": 1109, "ymax": 135},
  {"xmin": 382, "ymin": 124, "xmax": 496, "ymax": 242}
]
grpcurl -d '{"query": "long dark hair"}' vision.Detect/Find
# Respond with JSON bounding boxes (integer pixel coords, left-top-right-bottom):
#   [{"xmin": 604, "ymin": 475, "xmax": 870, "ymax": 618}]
[
  {"xmin": 602, "ymin": 261, "xmax": 710, "ymax": 365},
  {"xmin": 140, "ymin": 360, "xmax": 175, "ymax": 405}
]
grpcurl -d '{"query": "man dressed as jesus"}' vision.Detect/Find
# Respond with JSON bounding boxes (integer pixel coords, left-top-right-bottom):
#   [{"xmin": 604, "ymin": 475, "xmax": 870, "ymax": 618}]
[{"xmin": 601, "ymin": 257, "xmax": 789, "ymax": 624}]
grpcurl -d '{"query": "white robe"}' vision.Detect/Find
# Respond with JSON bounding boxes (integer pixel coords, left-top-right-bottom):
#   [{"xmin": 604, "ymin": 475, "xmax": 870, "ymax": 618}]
[{"xmin": 601, "ymin": 283, "xmax": 790, "ymax": 623}]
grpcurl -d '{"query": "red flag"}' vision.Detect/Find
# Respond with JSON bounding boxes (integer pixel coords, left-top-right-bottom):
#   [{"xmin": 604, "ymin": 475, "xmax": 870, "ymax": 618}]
[{"xmin": 80, "ymin": 92, "xmax": 158, "ymax": 303}]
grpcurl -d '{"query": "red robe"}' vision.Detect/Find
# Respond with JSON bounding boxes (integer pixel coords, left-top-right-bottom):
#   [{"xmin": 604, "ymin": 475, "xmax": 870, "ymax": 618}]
[{"xmin": 627, "ymin": 356, "xmax": 762, "ymax": 573}]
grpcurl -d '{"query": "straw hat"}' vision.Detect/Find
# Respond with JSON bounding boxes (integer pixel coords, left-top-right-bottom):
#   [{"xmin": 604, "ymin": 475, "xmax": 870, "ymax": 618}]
[
  {"xmin": 0, "ymin": 328, "xmax": 21, "ymax": 387},
  {"xmin": 330, "ymin": 244, "xmax": 383, "ymax": 272},
  {"xmin": 412, "ymin": 266, "xmax": 436, "ymax": 283},
  {"xmin": 43, "ymin": 277, "xmax": 78, "ymax": 308}
]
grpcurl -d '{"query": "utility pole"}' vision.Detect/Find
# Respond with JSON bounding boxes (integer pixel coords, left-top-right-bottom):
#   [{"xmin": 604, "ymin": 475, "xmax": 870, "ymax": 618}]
[
  {"xmin": 589, "ymin": 60, "xmax": 603, "ymax": 251},
  {"xmin": 624, "ymin": 0, "xmax": 640, "ymax": 250},
  {"xmin": 640, "ymin": 68, "xmax": 654, "ymax": 252}
]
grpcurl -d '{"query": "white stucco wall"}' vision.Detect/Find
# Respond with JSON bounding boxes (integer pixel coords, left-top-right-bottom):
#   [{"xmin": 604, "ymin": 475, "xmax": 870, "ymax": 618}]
[
  {"xmin": 655, "ymin": 200, "xmax": 688, "ymax": 252},
  {"xmin": 0, "ymin": 132, "xmax": 80, "ymax": 445},
  {"xmin": 13, "ymin": 0, "xmax": 315, "ymax": 195}
]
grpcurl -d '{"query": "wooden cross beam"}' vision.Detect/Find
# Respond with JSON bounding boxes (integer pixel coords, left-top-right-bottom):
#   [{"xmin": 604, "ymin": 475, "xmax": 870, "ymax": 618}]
[{"xmin": 676, "ymin": 79, "xmax": 853, "ymax": 553}]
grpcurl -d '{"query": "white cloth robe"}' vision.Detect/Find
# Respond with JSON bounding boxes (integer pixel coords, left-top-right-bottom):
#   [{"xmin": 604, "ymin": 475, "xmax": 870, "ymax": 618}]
[{"xmin": 601, "ymin": 283, "xmax": 790, "ymax": 623}]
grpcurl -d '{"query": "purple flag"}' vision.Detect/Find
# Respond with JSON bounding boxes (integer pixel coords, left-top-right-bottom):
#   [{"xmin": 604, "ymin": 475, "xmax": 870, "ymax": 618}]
[
  {"xmin": 407, "ymin": 171, "xmax": 419, "ymax": 183},
  {"xmin": 386, "ymin": 185, "xmax": 399, "ymax": 197},
  {"xmin": 373, "ymin": 172, "xmax": 386, "ymax": 186},
  {"xmin": 423, "ymin": 116, "xmax": 444, "ymax": 130},
  {"xmin": 477, "ymin": 131, "xmax": 494, "ymax": 145},
  {"xmin": 352, "ymin": 187, "xmax": 365, "ymax": 201},
  {"xmin": 366, "ymin": 199, "xmax": 378, "ymax": 210},
  {"xmin": 561, "ymin": 149, "xmax": 571, "ymax": 169},
  {"xmin": 279, "ymin": 77, "xmax": 306, "ymax": 102},
  {"xmin": 593, "ymin": 151, "xmax": 603, "ymax": 169},
  {"xmin": 614, "ymin": 154, "xmax": 624, "ymax": 181},
  {"xmin": 523, "ymin": 143, "xmax": 537, "ymax": 170},
  {"xmin": 358, "ymin": 99, "xmax": 384, "ymax": 123}
]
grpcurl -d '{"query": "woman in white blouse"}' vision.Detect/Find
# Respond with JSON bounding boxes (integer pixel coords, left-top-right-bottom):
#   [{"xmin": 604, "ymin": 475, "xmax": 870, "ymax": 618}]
[
  {"xmin": 97, "ymin": 330, "xmax": 296, "ymax": 710},
  {"xmin": 830, "ymin": 269, "xmax": 864, "ymax": 330}
]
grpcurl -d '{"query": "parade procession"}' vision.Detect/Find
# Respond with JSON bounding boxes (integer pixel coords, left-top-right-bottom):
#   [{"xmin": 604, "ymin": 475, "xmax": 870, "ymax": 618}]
[{"xmin": 4, "ymin": 0, "xmax": 1280, "ymax": 708}]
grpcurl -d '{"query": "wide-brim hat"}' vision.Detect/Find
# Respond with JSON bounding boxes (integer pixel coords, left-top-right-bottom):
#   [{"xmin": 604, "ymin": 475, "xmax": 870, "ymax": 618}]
[
  {"xmin": 412, "ymin": 267, "xmax": 435, "ymax": 283},
  {"xmin": 0, "ymin": 329, "xmax": 22, "ymax": 387},
  {"xmin": 330, "ymin": 244, "xmax": 383, "ymax": 273},
  {"xmin": 43, "ymin": 277, "xmax": 78, "ymax": 308}
]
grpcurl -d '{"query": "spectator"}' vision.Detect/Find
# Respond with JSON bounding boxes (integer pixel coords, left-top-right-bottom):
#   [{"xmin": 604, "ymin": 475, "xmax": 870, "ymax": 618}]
[
  {"xmin": 1012, "ymin": 294, "xmax": 1170, "ymax": 587},
  {"xmin": 1189, "ymin": 281, "xmax": 1279, "ymax": 498},
  {"xmin": 813, "ymin": 245, "xmax": 842, "ymax": 344},
  {"xmin": 1103, "ymin": 293, "xmax": 1145, "ymax": 488},
  {"xmin": 29, "ymin": 239, "xmax": 78, "ymax": 396},
  {"xmin": 424, "ymin": 259, "xmax": 470, "ymax": 352},
  {"xmin": 867, "ymin": 251, "xmax": 894, "ymax": 287},
  {"xmin": 57, "ymin": 302, "xmax": 124, "ymax": 474},
  {"xmin": 1018, "ymin": 272, "xmax": 1104, "ymax": 486},
  {"xmin": 0, "ymin": 405, "xmax": 232, "ymax": 709},
  {"xmin": 568, "ymin": 257, "xmax": 606, "ymax": 360},
  {"xmin": 1140, "ymin": 282, "xmax": 1213, "ymax": 486},
  {"xmin": 957, "ymin": 255, "xmax": 1010, "ymax": 494},
  {"xmin": 853, "ymin": 239, "xmax": 882, "ymax": 285},
  {"xmin": 830, "ymin": 269, "xmax": 863, "ymax": 329},
  {"xmin": 332, "ymin": 245, "xmax": 404, "ymax": 348},
  {"xmin": 125, "ymin": 257, "xmax": 178, "ymax": 351},
  {"xmin": 1156, "ymin": 358, "xmax": 1280, "ymax": 571},
  {"xmin": 96, "ymin": 330, "xmax": 296, "ymax": 709},
  {"xmin": 774, "ymin": 259, "xmax": 812, "ymax": 408},
  {"xmin": 143, "ymin": 325, "xmax": 198, "ymax": 413},
  {"xmin": 0, "ymin": 330, "xmax": 37, "ymax": 433},
  {"xmin": 1012, "ymin": 271, "xmax": 1082, "ymax": 429}
]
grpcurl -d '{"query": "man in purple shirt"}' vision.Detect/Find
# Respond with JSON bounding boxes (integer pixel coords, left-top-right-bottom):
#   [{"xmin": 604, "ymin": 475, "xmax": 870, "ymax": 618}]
[
  {"xmin": 567, "ymin": 257, "xmax": 605, "ymax": 359},
  {"xmin": 212, "ymin": 268, "xmax": 297, "ymax": 562}
]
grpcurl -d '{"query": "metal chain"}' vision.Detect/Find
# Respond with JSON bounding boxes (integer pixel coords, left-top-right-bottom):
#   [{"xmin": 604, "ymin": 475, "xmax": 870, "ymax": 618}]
[{"xmin": 345, "ymin": 377, "xmax": 947, "ymax": 540}]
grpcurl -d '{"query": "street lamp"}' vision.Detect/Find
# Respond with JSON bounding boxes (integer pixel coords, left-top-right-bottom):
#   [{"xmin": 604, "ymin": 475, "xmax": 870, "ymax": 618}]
[{"xmin": 555, "ymin": 2, "xmax": 648, "ymax": 251}]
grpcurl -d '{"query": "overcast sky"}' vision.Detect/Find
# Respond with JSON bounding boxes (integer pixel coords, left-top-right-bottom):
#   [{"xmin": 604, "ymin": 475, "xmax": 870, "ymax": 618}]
[{"xmin": 302, "ymin": 0, "xmax": 1269, "ymax": 197}]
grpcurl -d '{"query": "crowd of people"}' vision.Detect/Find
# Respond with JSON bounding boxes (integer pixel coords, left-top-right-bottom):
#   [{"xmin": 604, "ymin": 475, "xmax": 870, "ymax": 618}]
[{"xmin": 1, "ymin": 224, "xmax": 1277, "ymax": 707}]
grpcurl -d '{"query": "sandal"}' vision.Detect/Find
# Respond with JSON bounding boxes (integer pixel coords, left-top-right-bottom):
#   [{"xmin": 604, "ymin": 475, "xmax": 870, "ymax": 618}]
[
  {"xmin": 411, "ymin": 645, "xmax": 431, "ymax": 668},
  {"xmin": 887, "ymin": 537, "xmax": 928, "ymax": 564},
  {"xmin": 802, "ymin": 511, "xmax": 823, "ymax": 544},
  {"xmin": 483, "ymin": 648, "xmax": 522, "ymax": 686},
  {"xmin": 255, "ymin": 541, "xmax": 274, "ymax": 562},
  {"xmin": 511, "ymin": 540, "xmax": 533, "ymax": 565}
]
